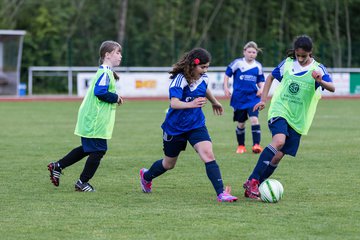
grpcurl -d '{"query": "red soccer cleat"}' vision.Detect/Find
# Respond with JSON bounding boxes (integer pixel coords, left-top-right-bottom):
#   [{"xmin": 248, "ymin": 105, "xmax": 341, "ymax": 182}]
[
  {"xmin": 252, "ymin": 144, "xmax": 263, "ymax": 154},
  {"xmin": 243, "ymin": 179, "xmax": 260, "ymax": 200},
  {"xmin": 236, "ymin": 145, "xmax": 247, "ymax": 154},
  {"xmin": 48, "ymin": 162, "xmax": 62, "ymax": 187}
]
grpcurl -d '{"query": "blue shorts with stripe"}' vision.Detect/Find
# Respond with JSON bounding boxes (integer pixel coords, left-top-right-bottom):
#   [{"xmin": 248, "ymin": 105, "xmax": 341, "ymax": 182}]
[
  {"xmin": 162, "ymin": 126, "xmax": 211, "ymax": 158},
  {"xmin": 268, "ymin": 117, "xmax": 301, "ymax": 157}
]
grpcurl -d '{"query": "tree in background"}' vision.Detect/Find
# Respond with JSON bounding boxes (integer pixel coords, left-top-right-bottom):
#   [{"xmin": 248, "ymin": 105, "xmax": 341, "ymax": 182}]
[{"xmin": 0, "ymin": 0, "xmax": 359, "ymax": 71}]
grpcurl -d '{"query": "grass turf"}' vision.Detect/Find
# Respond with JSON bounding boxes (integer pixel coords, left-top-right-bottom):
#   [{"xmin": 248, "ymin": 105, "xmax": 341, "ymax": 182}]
[{"xmin": 0, "ymin": 99, "xmax": 359, "ymax": 239}]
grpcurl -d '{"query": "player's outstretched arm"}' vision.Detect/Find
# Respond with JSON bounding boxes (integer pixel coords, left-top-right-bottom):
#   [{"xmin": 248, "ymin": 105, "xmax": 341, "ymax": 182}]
[
  {"xmin": 253, "ymin": 74, "xmax": 275, "ymax": 111},
  {"xmin": 206, "ymin": 88, "xmax": 223, "ymax": 115}
]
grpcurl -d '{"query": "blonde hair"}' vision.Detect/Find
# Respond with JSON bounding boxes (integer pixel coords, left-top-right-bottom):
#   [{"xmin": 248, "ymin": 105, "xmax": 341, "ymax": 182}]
[{"xmin": 243, "ymin": 41, "xmax": 262, "ymax": 53}]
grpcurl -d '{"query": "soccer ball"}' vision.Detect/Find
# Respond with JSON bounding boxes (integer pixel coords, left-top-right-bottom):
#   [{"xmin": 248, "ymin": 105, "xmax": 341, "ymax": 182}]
[{"xmin": 259, "ymin": 179, "xmax": 284, "ymax": 203}]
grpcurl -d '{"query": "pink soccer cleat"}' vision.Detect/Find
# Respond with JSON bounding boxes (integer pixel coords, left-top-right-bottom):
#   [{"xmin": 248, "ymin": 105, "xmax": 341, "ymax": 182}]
[
  {"xmin": 217, "ymin": 186, "xmax": 238, "ymax": 202},
  {"xmin": 140, "ymin": 168, "xmax": 152, "ymax": 193}
]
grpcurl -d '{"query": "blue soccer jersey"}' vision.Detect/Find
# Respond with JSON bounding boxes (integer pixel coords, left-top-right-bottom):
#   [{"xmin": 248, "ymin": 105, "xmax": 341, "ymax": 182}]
[
  {"xmin": 161, "ymin": 73, "xmax": 208, "ymax": 135},
  {"xmin": 271, "ymin": 58, "xmax": 333, "ymax": 89},
  {"xmin": 225, "ymin": 58, "xmax": 265, "ymax": 110}
]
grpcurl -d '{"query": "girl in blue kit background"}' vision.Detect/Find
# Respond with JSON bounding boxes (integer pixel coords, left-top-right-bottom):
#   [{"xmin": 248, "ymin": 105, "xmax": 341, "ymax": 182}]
[
  {"xmin": 48, "ymin": 40, "xmax": 123, "ymax": 192},
  {"xmin": 139, "ymin": 48, "xmax": 238, "ymax": 202},
  {"xmin": 223, "ymin": 41, "xmax": 265, "ymax": 155},
  {"xmin": 243, "ymin": 35, "xmax": 335, "ymax": 199}
]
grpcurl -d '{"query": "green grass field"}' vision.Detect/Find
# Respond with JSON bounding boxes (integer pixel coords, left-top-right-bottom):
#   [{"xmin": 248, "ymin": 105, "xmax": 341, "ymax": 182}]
[{"xmin": 0, "ymin": 99, "xmax": 359, "ymax": 240}]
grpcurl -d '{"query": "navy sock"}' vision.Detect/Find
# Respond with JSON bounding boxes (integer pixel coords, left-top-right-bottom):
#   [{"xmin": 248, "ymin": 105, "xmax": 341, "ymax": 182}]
[
  {"xmin": 144, "ymin": 159, "xmax": 167, "ymax": 181},
  {"xmin": 259, "ymin": 162, "xmax": 278, "ymax": 183},
  {"xmin": 236, "ymin": 127, "xmax": 245, "ymax": 146},
  {"xmin": 249, "ymin": 145, "xmax": 277, "ymax": 180},
  {"xmin": 251, "ymin": 124, "xmax": 261, "ymax": 145},
  {"xmin": 205, "ymin": 161, "xmax": 224, "ymax": 196},
  {"xmin": 58, "ymin": 146, "xmax": 88, "ymax": 169},
  {"xmin": 80, "ymin": 151, "xmax": 105, "ymax": 183}
]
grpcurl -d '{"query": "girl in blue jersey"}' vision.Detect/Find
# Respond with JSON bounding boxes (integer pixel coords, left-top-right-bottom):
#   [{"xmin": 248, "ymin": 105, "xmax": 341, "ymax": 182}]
[
  {"xmin": 47, "ymin": 40, "xmax": 123, "ymax": 192},
  {"xmin": 224, "ymin": 41, "xmax": 265, "ymax": 154},
  {"xmin": 243, "ymin": 35, "xmax": 335, "ymax": 199},
  {"xmin": 140, "ymin": 48, "xmax": 238, "ymax": 202}
]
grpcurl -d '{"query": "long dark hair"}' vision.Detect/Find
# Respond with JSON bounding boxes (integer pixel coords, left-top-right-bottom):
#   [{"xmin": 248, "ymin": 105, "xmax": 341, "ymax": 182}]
[
  {"xmin": 169, "ymin": 48, "xmax": 211, "ymax": 83},
  {"xmin": 286, "ymin": 35, "xmax": 313, "ymax": 59},
  {"xmin": 99, "ymin": 40, "xmax": 122, "ymax": 80}
]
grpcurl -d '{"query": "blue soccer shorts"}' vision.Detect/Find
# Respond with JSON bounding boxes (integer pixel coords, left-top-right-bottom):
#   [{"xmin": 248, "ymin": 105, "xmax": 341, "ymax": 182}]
[
  {"xmin": 162, "ymin": 126, "xmax": 211, "ymax": 158},
  {"xmin": 268, "ymin": 117, "xmax": 301, "ymax": 157},
  {"xmin": 233, "ymin": 107, "xmax": 259, "ymax": 122},
  {"xmin": 81, "ymin": 137, "xmax": 108, "ymax": 153}
]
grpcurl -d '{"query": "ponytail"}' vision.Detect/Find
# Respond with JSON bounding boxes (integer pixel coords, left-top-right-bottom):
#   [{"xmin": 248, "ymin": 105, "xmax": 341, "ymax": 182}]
[{"xmin": 113, "ymin": 71, "xmax": 119, "ymax": 80}]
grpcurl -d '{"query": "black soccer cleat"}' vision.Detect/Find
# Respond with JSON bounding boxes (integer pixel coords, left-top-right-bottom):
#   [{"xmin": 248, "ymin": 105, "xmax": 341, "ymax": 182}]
[
  {"xmin": 75, "ymin": 179, "xmax": 95, "ymax": 192},
  {"xmin": 48, "ymin": 162, "xmax": 62, "ymax": 187}
]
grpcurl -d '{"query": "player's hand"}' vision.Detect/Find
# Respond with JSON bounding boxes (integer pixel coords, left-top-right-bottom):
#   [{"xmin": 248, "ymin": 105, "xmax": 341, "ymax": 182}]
[
  {"xmin": 117, "ymin": 96, "xmax": 124, "ymax": 105},
  {"xmin": 253, "ymin": 101, "xmax": 265, "ymax": 111},
  {"xmin": 212, "ymin": 102, "xmax": 223, "ymax": 115},
  {"xmin": 192, "ymin": 97, "xmax": 207, "ymax": 108},
  {"xmin": 256, "ymin": 89, "xmax": 263, "ymax": 97},
  {"xmin": 312, "ymin": 70, "xmax": 321, "ymax": 83},
  {"xmin": 224, "ymin": 87, "xmax": 231, "ymax": 97}
]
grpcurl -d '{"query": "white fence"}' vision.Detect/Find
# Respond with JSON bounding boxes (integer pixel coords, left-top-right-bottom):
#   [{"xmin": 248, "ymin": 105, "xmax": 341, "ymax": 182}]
[{"xmin": 28, "ymin": 66, "xmax": 360, "ymax": 97}]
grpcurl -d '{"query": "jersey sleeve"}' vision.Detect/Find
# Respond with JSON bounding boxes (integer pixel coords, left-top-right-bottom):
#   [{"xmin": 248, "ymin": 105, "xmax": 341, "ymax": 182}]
[
  {"xmin": 271, "ymin": 59, "xmax": 286, "ymax": 81},
  {"xmin": 315, "ymin": 64, "xmax": 333, "ymax": 90},
  {"xmin": 256, "ymin": 62, "xmax": 265, "ymax": 83},
  {"xmin": 225, "ymin": 66, "xmax": 233, "ymax": 77},
  {"xmin": 94, "ymin": 72, "xmax": 118, "ymax": 103},
  {"xmin": 202, "ymin": 73, "xmax": 209, "ymax": 85},
  {"xmin": 257, "ymin": 74, "xmax": 265, "ymax": 83},
  {"xmin": 225, "ymin": 59, "xmax": 240, "ymax": 77},
  {"xmin": 317, "ymin": 64, "xmax": 332, "ymax": 83},
  {"xmin": 169, "ymin": 74, "xmax": 187, "ymax": 99}
]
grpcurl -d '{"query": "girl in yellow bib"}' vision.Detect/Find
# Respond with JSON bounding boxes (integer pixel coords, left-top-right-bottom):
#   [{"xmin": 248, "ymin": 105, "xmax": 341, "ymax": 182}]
[
  {"xmin": 47, "ymin": 40, "xmax": 123, "ymax": 192},
  {"xmin": 243, "ymin": 35, "xmax": 335, "ymax": 199}
]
